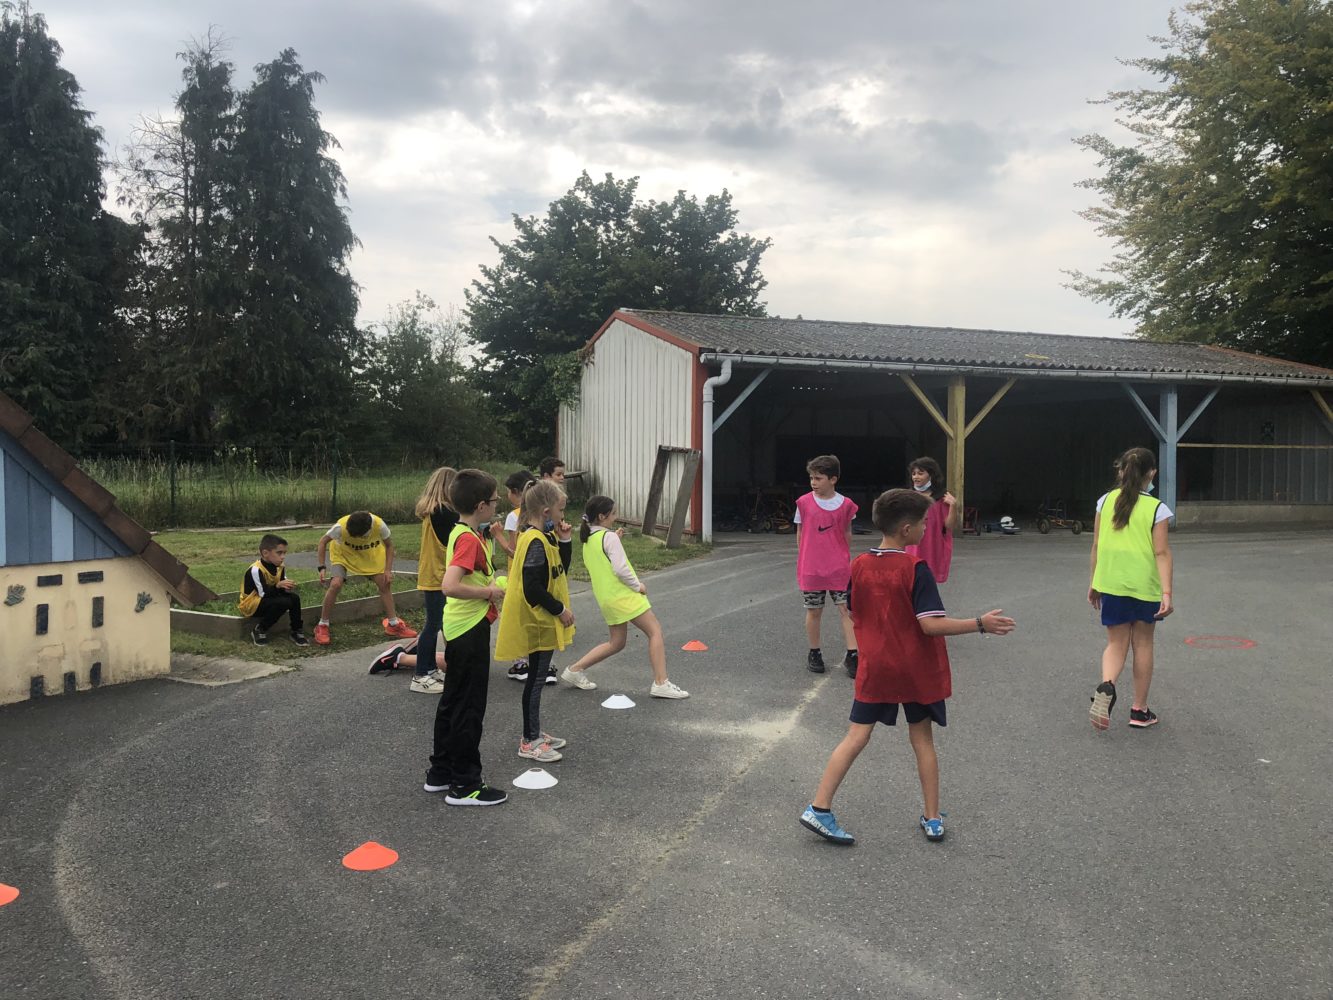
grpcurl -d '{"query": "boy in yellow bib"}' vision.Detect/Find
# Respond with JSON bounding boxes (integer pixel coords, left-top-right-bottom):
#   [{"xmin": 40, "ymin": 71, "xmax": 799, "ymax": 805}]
[
  {"xmin": 238, "ymin": 533, "xmax": 308, "ymax": 646},
  {"xmin": 560, "ymin": 495, "xmax": 689, "ymax": 699},
  {"xmin": 313, "ymin": 510, "xmax": 418, "ymax": 646},
  {"xmin": 494, "ymin": 480, "xmax": 575, "ymax": 763},
  {"xmin": 424, "ymin": 469, "xmax": 508, "ymax": 806}
]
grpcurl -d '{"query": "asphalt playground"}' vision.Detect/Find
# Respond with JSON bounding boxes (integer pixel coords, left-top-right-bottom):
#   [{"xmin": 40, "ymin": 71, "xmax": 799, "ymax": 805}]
[{"xmin": 2, "ymin": 526, "xmax": 1330, "ymax": 1000}]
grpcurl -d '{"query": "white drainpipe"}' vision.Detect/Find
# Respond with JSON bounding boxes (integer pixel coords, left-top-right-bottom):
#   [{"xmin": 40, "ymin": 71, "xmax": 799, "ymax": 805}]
[{"xmin": 701, "ymin": 359, "xmax": 733, "ymax": 543}]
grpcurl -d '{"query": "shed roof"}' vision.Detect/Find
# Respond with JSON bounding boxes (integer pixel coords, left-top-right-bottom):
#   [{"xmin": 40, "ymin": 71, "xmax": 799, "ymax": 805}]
[
  {"xmin": 0, "ymin": 392, "xmax": 217, "ymax": 606},
  {"xmin": 618, "ymin": 310, "xmax": 1333, "ymax": 386}
]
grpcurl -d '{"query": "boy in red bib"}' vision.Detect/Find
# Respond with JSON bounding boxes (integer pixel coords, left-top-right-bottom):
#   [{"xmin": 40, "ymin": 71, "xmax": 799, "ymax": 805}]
[{"xmin": 800, "ymin": 489, "xmax": 1015, "ymax": 846}]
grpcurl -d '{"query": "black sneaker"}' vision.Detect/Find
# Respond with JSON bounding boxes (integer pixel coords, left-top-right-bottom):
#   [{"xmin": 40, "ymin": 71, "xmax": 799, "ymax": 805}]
[
  {"xmin": 290, "ymin": 630, "xmax": 309, "ymax": 647},
  {"xmin": 807, "ymin": 649, "xmax": 825, "ymax": 674},
  {"xmin": 507, "ymin": 662, "xmax": 528, "ymax": 682},
  {"xmin": 369, "ymin": 644, "xmax": 405, "ymax": 675},
  {"xmin": 444, "ymin": 783, "xmax": 508, "ymax": 806},
  {"xmin": 544, "ymin": 672, "xmax": 557, "ymax": 685},
  {"xmin": 251, "ymin": 625, "xmax": 269, "ymax": 646},
  {"xmin": 1128, "ymin": 707, "xmax": 1159, "ymax": 728},
  {"xmin": 1090, "ymin": 680, "xmax": 1116, "ymax": 731},
  {"xmin": 843, "ymin": 649, "xmax": 858, "ymax": 679}
]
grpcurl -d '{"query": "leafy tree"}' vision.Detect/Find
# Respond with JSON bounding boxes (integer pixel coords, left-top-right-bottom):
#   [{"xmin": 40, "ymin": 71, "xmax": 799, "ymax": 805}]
[
  {"xmin": 116, "ymin": 30, "xmax": 238, "ymax": 444},
  {"xmin": 1070, "ymin": 0, "xmax": 1333, "ymax": 367},
  {"xmin": 0, "ymin": 2, "xmax": 139, "ymax": 445},
  {"xmin": 466, "ymin": 171, "xmax": 771, "ymax": 451},
  {"xmin": 223, "ymin": 48, "xmax": 361, "ymax": 447},
  {"xmin": 352, "ymin": 292, "xmax": 511, "ymax": 463}
]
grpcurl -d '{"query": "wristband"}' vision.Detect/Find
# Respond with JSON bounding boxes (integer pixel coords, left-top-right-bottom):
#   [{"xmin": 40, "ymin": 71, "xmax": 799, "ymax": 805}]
[{"xmin": 976, "ymin": 616, "xmax": 984, "ymax": 634}]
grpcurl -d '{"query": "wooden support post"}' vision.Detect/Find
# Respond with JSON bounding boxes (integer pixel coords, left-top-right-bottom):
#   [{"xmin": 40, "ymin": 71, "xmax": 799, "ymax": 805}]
[
  {"xmin": 641, "ymin": 449, "xmax": 671, "ymax": 537},
  {"xmin": 964, "ymin": 378, "xmax": 1016, "ymax": 438},
  {"xmin": 666, "ymin": 450, "xmax": 702, "ymax": 549},
  {"xmin": 898, "ymin": 374, "xmax": 953, "ymax": 438},
  {"xmin": 946, "ymin": 376, "xmax": 966, "ymax": 510}
]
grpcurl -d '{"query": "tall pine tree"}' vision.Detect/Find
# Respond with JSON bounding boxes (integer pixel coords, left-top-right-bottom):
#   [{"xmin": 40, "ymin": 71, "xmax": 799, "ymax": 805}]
[
  {"xmin": 224, "ymin": 48, "xmax": 361, "ymax": 448},
  {"xmin": 0, "ymin": 2, "xmax": 138, "ymax": 445},
  {"xmin": 117, "ymin": 31, "xmax": 238, "ymax": 444}
]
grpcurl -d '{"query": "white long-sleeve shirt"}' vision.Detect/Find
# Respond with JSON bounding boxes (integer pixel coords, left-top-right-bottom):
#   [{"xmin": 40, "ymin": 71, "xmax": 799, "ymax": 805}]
[{"xmin": 588, "ymin": 525, "xmax": 641, "ymax": 591}]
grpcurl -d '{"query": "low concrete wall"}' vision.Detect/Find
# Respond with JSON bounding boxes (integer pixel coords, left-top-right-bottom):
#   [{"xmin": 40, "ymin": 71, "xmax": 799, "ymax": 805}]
[
  {"xmin": 172, "ymin": 582, "xmax": 424, "ymax": 639},
  {"xmin": 1176, "ymin": 503, "xmax": 1333, "ymax": 527},
  {"xmin": 1, "ymin": 556, "xmax": 171, "ymax": 705}
]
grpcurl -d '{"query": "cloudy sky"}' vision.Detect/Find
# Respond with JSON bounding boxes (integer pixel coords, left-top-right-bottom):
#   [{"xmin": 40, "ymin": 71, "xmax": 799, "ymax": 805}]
[{"xmin": 47, "ymin": 0, "xmax": 1180, "ymax": 337}]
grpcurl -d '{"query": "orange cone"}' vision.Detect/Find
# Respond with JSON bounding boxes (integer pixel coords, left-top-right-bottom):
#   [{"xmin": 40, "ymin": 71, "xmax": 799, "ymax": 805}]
[
  {"xmin": 681, "ymin": 640, "xmax": 708, "ymax": 652},
  {"xmin": 0, "ymin": 884, "xmax": 18, "ymax": 907},
  {"xmin": 342, "ymin": 842, "xmax": 399, "ymax": 871}
]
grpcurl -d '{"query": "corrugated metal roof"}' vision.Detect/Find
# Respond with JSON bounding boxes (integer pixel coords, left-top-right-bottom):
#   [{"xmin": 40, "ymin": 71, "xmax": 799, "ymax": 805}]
[{"xmin": 622, "ymin": 310, "xmax": 1333, "ymax": 385}]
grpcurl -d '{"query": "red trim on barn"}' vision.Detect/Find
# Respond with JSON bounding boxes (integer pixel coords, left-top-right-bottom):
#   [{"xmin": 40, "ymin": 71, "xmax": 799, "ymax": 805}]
[{"xmin": 583, "ymin": 309, "xmax": 703, "ymax": 355}]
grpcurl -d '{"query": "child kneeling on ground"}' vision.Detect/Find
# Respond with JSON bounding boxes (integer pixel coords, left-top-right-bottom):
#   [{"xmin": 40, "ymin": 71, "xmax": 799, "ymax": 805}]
[{"xmin": 800, "ymin": 488, "xmax": 1015, "ymax": 846}]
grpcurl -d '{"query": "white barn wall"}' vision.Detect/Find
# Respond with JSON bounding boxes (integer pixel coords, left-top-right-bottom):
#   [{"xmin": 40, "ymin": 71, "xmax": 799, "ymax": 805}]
[{"xmin": 559, "ymin": 319, "xmax": 696, "ymax": 528}]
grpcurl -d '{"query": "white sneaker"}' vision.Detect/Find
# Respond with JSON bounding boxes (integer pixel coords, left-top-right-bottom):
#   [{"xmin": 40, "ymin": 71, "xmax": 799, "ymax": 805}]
[
  {"xmin": 650, "ymin": 680, "xmax": 690, "ymax": 699},
  {"xmin": 410, "ymin": 675, "xmax": 444, "ymax": 694},
  {"xmin": 561, "ymin": 667, "xmax": 597, "ymax": 690},
  {"xmin": 429, "ymin": 668, "xmax": 446, "ymax": 683},
  {"xmin": 518, "ymin": 739, "xmax": 562, "ymax": 762}
]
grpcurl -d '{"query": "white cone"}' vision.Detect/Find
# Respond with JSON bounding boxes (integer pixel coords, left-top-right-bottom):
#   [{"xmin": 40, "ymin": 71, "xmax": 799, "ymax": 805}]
[
  {"xmin": 601, "ymin": 694, "xmax": 636, "ymax": 709},
  {"xmin": 512, "ymin": 768, "xmax": 558, "ymax": 789}
]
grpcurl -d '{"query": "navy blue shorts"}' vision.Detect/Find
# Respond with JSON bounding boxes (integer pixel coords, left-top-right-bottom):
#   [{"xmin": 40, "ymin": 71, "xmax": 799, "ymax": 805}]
[
  {"xmin": 850, "ymin": 699, "xmax": 947, "ymax": 727},
  {"xmin": 1101, "ymin": 594, "xmax": 1161, "ymax": 627}
]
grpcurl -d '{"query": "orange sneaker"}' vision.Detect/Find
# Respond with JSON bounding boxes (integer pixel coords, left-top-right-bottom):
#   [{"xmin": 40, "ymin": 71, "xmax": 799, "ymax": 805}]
[
  {"xmin": 313, "ymin": 623, "xmax": 331, "ymax": 646},
  {"xmin": 383, "ymin": 618, "xmax": 418, "ymax": 639}
]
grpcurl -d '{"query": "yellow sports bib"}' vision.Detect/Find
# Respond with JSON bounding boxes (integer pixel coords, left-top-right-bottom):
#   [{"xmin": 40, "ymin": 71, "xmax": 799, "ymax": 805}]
[
  {"xmin": 330, "ymin": 513, "xmax": 387, "ymax": 576},
  {"xmin": 494, "ymin": 528, "xmax": 575, "ymax": 658}
]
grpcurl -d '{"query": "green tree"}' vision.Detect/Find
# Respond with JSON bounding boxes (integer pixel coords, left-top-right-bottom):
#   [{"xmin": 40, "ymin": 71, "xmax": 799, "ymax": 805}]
[
  {"xmin": 116, "ymin": 31, "xmax": 238, "ymax": 444},
  {"xmin": 1070, "ymin": 0, "xmax": 1333, "ymax": 367},
  {"xmin": 0, "ymin": 2, "xmax": 140, "ymax": 445},
  {"xmin": 224, "ymin": 48, "xmax": 361, "ymax": 447},
  {"xmin": 352, "ymin": 292, "xmax": 511, "ymax": 463},
  {"xmin": 466, "ymin": 171, "xmax": 771, "ymax": 451}
]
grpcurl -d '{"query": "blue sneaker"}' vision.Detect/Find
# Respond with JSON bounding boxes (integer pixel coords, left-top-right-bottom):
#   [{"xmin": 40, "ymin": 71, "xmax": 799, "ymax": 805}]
[
  {"xmin": 800, "ymin": 805, "xmax": 855, "ymax": 845},
  {"xmin": 920, "ymin": 815, "xmax": 945, "ymax": 841}
]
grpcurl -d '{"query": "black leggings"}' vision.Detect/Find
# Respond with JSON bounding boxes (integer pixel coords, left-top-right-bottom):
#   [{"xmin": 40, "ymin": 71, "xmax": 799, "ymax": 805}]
[{"xmin": 521, "ymin": 649, "xmax": 555, "ymax": 742}]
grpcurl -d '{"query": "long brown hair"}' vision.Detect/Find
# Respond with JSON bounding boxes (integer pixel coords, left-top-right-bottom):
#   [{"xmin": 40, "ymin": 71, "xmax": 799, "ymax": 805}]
[
  {"xmin": 908, "ymin": 456, "xmax": 945, "ymax": 502},
  {"xmin": 1111, "ymin": 447, "xmax": 1156, "ymax": 530}
]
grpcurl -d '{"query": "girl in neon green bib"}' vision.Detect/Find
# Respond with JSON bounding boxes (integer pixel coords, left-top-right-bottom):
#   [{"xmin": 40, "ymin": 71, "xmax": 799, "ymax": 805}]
[{"xmin": 559, "ymin": 496, "xmax": 689, "ymax": 700}]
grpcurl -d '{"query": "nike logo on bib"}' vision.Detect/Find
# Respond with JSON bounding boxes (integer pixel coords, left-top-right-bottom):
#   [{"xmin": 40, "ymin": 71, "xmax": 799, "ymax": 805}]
[{"xmin": 817, "ymin": 525, "xmax": 832, "ymax": 532}]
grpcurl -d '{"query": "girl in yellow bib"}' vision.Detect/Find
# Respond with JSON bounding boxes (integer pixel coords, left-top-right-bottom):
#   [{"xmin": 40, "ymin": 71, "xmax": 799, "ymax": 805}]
[
  {"xmin": 493, "ymin": 480, "xmax": 575, "ymax": 763},
  {"xmin": 560, "ymin": 496, "xmax": 689, "ymax": 700},
  {"xmin": 1087, "ymin": 447, "xmax": 1174, "ymax": 731}
]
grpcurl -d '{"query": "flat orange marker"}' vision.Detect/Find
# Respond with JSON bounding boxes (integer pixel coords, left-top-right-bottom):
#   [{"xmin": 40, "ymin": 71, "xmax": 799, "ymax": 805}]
[
  {"xmin": 342, "ymin": 842, "xmax": 399, "ymax": 871},
  {"xmin": 0, "ymin": 884, "xmax": 18, "ymax": 907},
  {"xmin": 681, "ymin": 640, "xmax": 708, "ymax": 652}
]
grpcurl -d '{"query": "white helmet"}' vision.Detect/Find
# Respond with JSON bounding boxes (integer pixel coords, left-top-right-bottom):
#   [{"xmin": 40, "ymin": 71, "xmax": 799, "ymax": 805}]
[{"xmin": 999, "ymin": 515, "xmax": 1015, "ymax": 529}]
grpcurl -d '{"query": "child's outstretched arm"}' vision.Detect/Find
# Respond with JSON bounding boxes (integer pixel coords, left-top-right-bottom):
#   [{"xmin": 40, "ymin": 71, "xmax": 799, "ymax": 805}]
[{"xmin": 918, "ymin": 609, "xmax": 1015, "ymax": 637}]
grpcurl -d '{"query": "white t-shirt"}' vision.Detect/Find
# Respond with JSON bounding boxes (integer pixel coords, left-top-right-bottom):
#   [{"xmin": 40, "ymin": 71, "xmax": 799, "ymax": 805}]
[
  {"xmin": 504, "ymin": 511, "xmax": 519, "ymax": 532},
  {"xmin": 793, "ymin": 492, "xmax": 847, "ymax": 524},
  {"xmin": 1095, "ymin": 492, "xmax": 1173, "ymax": 523},
  {"xmin": 324, "ymin": 521, "xmax": 392, "ymax": 540}
]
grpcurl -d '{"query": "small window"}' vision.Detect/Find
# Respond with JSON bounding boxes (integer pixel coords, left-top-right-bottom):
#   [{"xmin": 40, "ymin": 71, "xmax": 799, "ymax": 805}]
[
  {"xmin": 78, "ymin": 571, "xmax": 104, "ymax": 584},
  {"xmin": 36, "ymin": 604, "xmax": 49, "ymax": 635},
  {"xmin": 37, "ymin": 574, "xmax": 63, "ymax": 587},
  {"xmin": 92, "ymin": 596, "xmax": 104, "ymax": 629}
]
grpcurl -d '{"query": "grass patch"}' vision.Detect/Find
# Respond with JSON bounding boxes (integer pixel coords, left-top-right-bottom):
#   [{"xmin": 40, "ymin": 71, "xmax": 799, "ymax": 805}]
[
  {"xmin": 162, "ymin": 524, "xmax": 710, "ymax": 663},
  {"xmin": 171, "ymin": 609, "xmax": 429, "ymax": 664}
]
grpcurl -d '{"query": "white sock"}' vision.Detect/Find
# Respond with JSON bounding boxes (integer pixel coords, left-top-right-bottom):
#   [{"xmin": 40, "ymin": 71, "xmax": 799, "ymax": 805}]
[
  {"xmin": 388, "ymin": 617, "xmax": 400, "ymax": 626},
  {"xmin": 318, "ymin": 619, "xmax": 330, "ymax": 626}
]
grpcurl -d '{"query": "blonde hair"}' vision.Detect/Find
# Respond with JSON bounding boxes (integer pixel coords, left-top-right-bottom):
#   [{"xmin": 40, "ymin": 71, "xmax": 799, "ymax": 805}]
[
  {"xmin": 520, "ymin": 479, "xmax": 565, "ymax": 527},
  {"xmin": 414, "ymin": 466, "xmax": 457, "ymax": 519}
]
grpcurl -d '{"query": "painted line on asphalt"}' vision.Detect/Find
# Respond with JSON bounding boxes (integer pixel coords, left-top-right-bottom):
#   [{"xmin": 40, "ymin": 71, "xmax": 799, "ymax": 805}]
[{"xmin": 525, "ymin": 673, "xmax": 831, "ymax": 999}]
